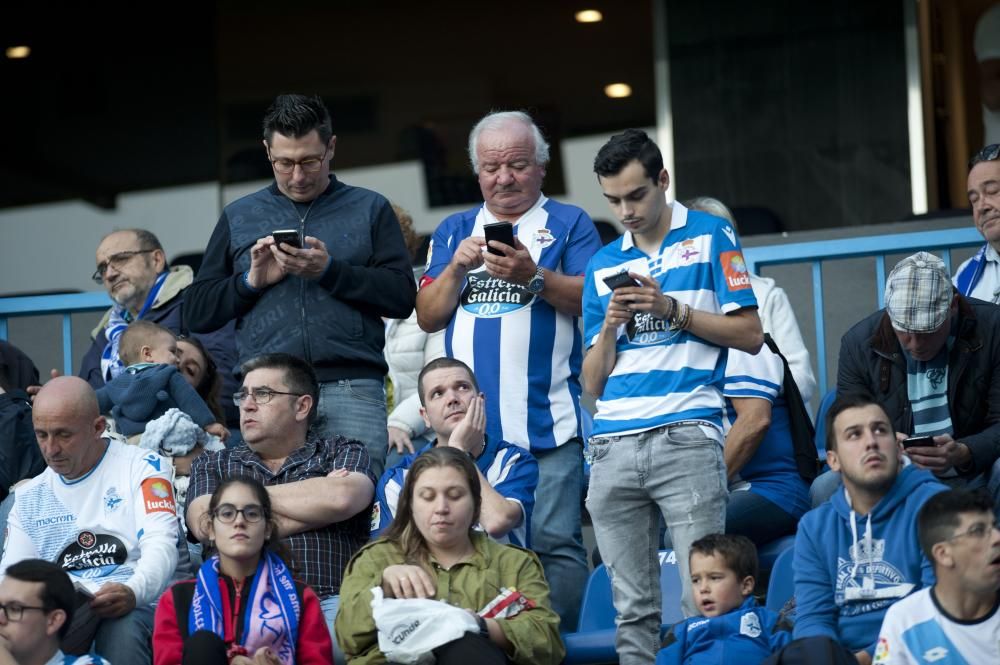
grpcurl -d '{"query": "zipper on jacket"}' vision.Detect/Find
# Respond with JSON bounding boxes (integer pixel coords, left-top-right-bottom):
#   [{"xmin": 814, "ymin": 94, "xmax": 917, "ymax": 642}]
[
  {"xmin": 232, "ymin": 578, "xmax": 245, "ymax": 643},
  {"xmin": 299, "ymin": 217, "xmax": 311, "ymax": 364}
]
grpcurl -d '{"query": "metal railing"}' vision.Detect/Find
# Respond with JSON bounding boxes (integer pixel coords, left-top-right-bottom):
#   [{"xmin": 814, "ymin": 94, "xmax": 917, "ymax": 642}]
[
  {"xmin": 0, "ymin": 292, "xmax": 112, "ymax": 375},
  {"xmin": 0, "ymin": 227, "xmax": 986, "ymax": 385}
]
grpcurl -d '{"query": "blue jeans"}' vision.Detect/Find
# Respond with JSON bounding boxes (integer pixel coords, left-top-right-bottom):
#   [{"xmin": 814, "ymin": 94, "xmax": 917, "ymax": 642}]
[
  {"xmin": 531, "ymin": 439, "xmax": 589, "ymax": 633},
  {"xmin": 321, "ymin": 594, "xmax": 344, "ymax": 665},
  {"xmin": 586, "ymin": 423, "xmax": 727, "ymax": 665},
  {"xmin": 316, "ymin": 378, "xmax": 388, "ymax": 480},
  {"xmin": 94, "ymin": 603, "xmax": 156, "ymax": 665},
  {"xmin": 725, "ymin": 487, "xmax": 799, "ymax": 546}
]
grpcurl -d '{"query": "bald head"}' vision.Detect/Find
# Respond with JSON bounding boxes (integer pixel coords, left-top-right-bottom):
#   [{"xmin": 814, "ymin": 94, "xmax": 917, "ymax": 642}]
[
  {"xmin": 34, "ymin": 376, "xmax": 99, "ymax": 419},
  {"xmin": 32, "ymin": 377, "xmax": 106, "ymax": 479}
]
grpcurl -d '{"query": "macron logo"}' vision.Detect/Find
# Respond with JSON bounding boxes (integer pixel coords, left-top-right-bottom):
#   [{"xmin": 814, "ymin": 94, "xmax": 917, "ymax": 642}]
[{"xmin": 143, "ymin": 455, "xmax": 161, "ymax": 471}]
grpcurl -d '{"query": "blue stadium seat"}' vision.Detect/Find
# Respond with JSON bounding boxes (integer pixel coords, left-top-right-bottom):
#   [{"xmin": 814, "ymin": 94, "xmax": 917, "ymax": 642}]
[
  {"xmin": 813, "ymin": 388, "xmax": 837, "ymax": 459},
  {"xmin": 766, "ymin": 545, "xmax": 796, "ymax": 613},
  {"xmin": 758, "ymin": 535, "xmax": 795, "ymax": 572},
  {"xmin": 563, "ymin": 549, "xmax": 683, "ymax": 664}
]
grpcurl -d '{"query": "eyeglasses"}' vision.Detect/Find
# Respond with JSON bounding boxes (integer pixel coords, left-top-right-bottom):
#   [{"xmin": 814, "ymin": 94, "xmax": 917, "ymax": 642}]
[
  {"xmin": 232, "ymin": 387, "xmax": 304, "ymax": 406},
  {"xmin": 969, "ymin": 144, "xmax": 1000, "ymax": 169},
  {"xmin": 0, "ymin": 602, "xmax": 48, "ymax": 622},
  {"xmin": 92, "ymin": 249, "xmax": 156, "ymax": 283},
  {"xmin": 268, "ymin": 148, "xmax": 329, "ymax": 175},
  {"xmin": 946, "ymin": 520, "xmax": 1000, "ymax": 542},
  {"xmin": 212, "ymin": 503, "xmax": 266, "ymax": 524}
]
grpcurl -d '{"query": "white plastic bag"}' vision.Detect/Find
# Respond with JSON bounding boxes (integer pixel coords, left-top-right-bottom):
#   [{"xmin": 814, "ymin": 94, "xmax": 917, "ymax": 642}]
[{"xmin": 371, "ymin": 587, "xmax": 479, "ymax": 664}]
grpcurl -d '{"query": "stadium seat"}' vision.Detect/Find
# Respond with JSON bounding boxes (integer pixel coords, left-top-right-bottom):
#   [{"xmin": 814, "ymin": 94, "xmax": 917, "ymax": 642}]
[
  {"xmin": 758, "ymin": 535, "xmax": 795, "ymax": 572},
  {"xmin": 766, "ymin": 546, "xmax": 796, "ymax": 613},
  {"xmin": 563, "ymin": 549, "xmax": 683, "ymax": 664},
  {"xmin": 813, "ymin": 388, "xmax": 837, "ymax": 459}
]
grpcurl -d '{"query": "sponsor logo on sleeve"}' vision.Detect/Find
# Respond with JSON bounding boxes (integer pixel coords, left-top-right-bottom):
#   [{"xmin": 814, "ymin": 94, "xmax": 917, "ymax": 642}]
[
  {"xmin": 873, "ymin": 638, "xmax": 889, "ymax": 664},
  {"xmin": 721, "ymin": 251, "xmax": 751, "ymax": 291},
  {"xmin": 142, "ymin": 453, "xmax": 161, "ymax": 472},
  {"xmin": 141, "ymin": 478, "xmax": 176, "ymax": 514},
  {"xmin": 722, "ymin": 225, "xmax": 737, "ymax": 247}
]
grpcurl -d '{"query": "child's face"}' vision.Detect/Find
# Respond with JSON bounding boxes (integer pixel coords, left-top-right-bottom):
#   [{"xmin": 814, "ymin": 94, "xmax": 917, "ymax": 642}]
[
  {"xmin": 145, "ymin": 332, "xmax": 180, "ymax": 368},
  {"xmin": 690, "ymin": 551, "xmax": 754, "ymax": 617}
]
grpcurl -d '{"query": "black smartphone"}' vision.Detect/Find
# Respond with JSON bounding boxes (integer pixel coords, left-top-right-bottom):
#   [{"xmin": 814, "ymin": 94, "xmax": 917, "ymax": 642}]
[
  {"xmin": 272, "ymin": 229, "xmax": 301, "ymax": 251},
  {"xmin": 484, "ymin": 221, "xmax": 515, "ymax": 256},
  {"xmin": 602, "ymin": 271, "xmax": 640, "ymax": 291},
  {"xmin": 902, "ymin": 435, "xmax": 936, "ymax": 449}
]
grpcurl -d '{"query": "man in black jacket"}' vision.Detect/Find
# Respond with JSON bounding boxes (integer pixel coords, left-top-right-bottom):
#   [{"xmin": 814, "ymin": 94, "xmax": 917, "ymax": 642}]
[
  {"xmin": 183, "ymin": 94, "xmax": 415, "ymax": 479},
  {"xmin": 836, "ymin": 251, "xmax": 1000, "ymax": 510}
]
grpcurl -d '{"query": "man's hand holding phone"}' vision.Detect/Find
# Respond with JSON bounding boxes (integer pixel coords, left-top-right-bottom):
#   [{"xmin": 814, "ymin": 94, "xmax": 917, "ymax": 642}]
[
  {"xmin": 902, "ymin": 433, "xmax": 973, "ymax": 475},
  {"xmin": 269, "ymin": 235, "xmax": 331, "ymax": 280}
]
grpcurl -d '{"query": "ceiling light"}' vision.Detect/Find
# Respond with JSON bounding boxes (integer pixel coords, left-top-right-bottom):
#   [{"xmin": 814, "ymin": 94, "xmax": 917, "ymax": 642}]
[
  {"xmin": 575, "ymin": 10, "xmax": 603, "ymax": 23},
  {"xmin": 604, "ymin": 83, "xmax": 632, "ymax": 99},
  {"xmin": 5, "ymin": 46, "xmax": 30, "ymax": 59}
]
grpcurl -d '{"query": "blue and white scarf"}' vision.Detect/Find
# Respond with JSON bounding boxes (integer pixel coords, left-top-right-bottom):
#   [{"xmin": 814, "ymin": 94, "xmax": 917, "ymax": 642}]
[
  {"xmin": 99, "ymin": 272, "xmax": 168, "ymax": 381},
  {"xmin": 188, "ymin": 551, "xmax": 300, "ymax": 665},
  {"xmin": 954, "ymin": 244, "xmax": 987, "ymax": 297}
]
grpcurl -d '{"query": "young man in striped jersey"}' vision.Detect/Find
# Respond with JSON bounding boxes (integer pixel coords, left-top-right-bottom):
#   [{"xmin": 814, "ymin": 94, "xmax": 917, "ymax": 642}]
[
  {"xmin": 371, "ymin": 358, "xmax": 538, "ymax": 548},
  {"xmin": 416, "ymin": 111, "xmax": 602, "ymax": 629},
  {"xmin": 581, "ymin": 129, "xmax": 763, "ymax": 665}
]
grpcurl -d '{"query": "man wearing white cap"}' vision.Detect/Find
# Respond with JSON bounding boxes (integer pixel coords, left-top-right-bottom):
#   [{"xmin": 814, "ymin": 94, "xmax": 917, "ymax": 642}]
[{"xmin": 836, "ymin": 252, "xmax": 1000, "ymax": 507}]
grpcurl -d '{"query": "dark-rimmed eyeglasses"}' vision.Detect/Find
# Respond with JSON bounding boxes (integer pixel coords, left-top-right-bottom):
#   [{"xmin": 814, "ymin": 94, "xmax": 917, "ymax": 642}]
[
  {"xmin": 0, "ymin": 602, "xmax": 48, "ymax": 622},
  {"xmin": 212, "ymin": 503, "xmax": 266, "ymax": 524},
  {"xmin": 945, "ymin": 520, "xmax": 1000, "ymax": 542},
  {"xmin": 969, "ymin": 144, "xmax": 1000, "ymax": 169},
  {"xmin": 92, "ymin": 249, "xmax": 156, "ymax": 283},
  {"xmin": 232, "ymin": 387, "xmax": 304, "ymax": 406},
  {"xmin": 267, "ymin": 148, "xmax": 329, "ymax": 175}
]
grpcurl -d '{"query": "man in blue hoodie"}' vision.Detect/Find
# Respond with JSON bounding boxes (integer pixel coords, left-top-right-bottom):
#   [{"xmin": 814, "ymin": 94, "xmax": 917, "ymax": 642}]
[{"xmin": 793, "ymin": 394, "xmax": 947, "ymax": 665}]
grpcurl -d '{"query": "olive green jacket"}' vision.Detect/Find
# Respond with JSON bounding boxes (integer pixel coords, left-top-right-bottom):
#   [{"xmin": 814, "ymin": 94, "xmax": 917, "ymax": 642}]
[{"xmin": 335, "ymin": 532, "xmax": 565, "ymax": 664}]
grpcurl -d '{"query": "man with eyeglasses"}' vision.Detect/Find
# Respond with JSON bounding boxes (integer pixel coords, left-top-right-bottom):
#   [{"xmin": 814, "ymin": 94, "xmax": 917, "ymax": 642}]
[
  {"xmin": 0, "ymin": 376, "xmax": 180, "ymax": 665},
  {"xmin": 789, "ymin": 395, "xmax": 947, "ymax": 665},
  {"xmin": 186, "ymin": 353, "xmax": 375, "ymax": 664},
  {"xmin": 0, "ymin": 559, "xmax": 111, "ymax": 664},
  {"xmin": 874, "ymin": 489, "xmax": 1000, "ymax": 664},
  {"xmin": 954, "ymin": 144, "xmax": 1000, "ymax": 303},
  {"xmin": 184, "ymin": 93, "xmax": 415, "ymax": 481},
  {"xmin": 74, "ymin": 228, "xmax": 239, "ymax": 426},
  {"xmin": 415, "ymin": 110, "xmax": 602, "ymax": 631}
]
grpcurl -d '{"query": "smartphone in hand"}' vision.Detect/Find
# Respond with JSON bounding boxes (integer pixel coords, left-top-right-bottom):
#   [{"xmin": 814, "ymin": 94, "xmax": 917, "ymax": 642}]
[
  {"xmin": 272, "ymin": 229, "xmax": 301, "ymax": 251},
  {"xmin": 902, "ymin": 435, "xmax": 936, "ymax": 449},
  {"xmin": 484, "ymin": 222, "xmax": 515, "ymax": 256},
  {"xmin": 602, "ymin": 271, "xmax": 640, "ymax": 291}
]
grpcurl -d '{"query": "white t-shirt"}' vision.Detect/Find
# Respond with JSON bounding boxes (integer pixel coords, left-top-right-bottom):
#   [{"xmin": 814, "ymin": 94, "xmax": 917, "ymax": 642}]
[
  {"xmin": 0, "ymin": 440, "xmax": 179, "ymax": 605},
  {"xmin": 874, "ymin": 586, "xmax": 1000, "ymax": 664}
]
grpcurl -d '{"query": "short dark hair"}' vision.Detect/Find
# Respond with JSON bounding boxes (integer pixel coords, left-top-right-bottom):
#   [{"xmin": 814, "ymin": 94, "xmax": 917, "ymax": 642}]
[
  {"xmin": 119, "ymin": 320, "xmax": 175, "ymax": 366},
  {"xmin": 239, "ymin": 353, "xmax": 319, "ymax": 422},
  {"xmin": 416, "ymin": 358, "xmax": 479, "ymax": 407},
  {"xmin": 824, "ymin": 394, "xmax": 893, "ymax": 452},
  {"xmin": 5, "ymin": 559, "xmax": 75, "ymax": 639},
  {"xmin": 918, "ymin": 489, "xmax": 995, "ymax": 561},
  {"xmin": 262, "ymin": 94, "xmax": 333, "ymax": 146},
  {"xmin": 593, "ymin": 129, "xmax": 664, "ymax": 181},
  {"xmin": 689, "ymin": 533, "xmax": 758, "ymax": 584}
]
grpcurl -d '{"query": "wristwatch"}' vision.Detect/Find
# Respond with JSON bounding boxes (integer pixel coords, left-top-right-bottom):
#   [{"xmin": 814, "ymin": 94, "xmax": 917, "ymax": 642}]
[
  {"xmin": 526, "ymin": 266, "xmax": 545, "ymax": 294},
  {"xmin": 476, "ymin": 614, "xmax": 490, "ymax": 639}
]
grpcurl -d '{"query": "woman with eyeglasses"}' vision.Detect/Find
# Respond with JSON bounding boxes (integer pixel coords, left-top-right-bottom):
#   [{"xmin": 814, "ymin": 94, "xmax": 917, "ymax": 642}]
[{"xmin": 152, "ymin": 477, "xmax": 333, "ymax": 665}]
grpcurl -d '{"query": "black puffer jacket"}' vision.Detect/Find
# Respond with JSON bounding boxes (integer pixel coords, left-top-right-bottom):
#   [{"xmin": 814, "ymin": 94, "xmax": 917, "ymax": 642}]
[
  {"xmin": 837, "ymin": 295, "xmax": 1000, "ymax": 476},
  {"xmin": 0, "ymin": 390, "xmax": 46, "ymax": 501}
]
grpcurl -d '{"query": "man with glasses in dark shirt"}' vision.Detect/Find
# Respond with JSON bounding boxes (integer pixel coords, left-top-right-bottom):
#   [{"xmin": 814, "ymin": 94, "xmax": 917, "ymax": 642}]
[
  {"xmin": 184, "ymin": 94, "xmax": 416, "ymax": 481},
  {"xmin": 186, "ymin": 352, "xmax": 375, "ymax": 663}
]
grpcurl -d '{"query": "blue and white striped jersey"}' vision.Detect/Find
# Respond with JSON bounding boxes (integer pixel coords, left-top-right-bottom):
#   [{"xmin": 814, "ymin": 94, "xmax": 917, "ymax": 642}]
[
  {"xmin": 372, "ymin": 437, "xmax": 539, "ymax": 547},
  {"xmin": 423, "ymin": 196, "xmax": 602, "ymax": 451},
  {"xmin": 583, "ymin": 202, "xmax": 758, "ymax": 437}
]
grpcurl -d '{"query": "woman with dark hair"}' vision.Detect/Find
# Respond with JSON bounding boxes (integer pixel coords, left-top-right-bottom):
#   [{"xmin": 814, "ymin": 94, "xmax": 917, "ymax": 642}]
[
  {"xmin": 336, "ymin": 447, "xmax": 563, "ymax": 665},
  {"xmin": 152, "ymin": 477, "xmax": 333, "ymax": 665},
  {"xmin": 177, "ymin": 336, "xmax": 224, "ymax": 423}
]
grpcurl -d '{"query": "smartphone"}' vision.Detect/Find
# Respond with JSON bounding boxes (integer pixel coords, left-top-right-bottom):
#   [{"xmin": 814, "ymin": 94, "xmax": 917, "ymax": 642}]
[
  {"xmin": 602, "ymin": 271, "xmax": 640, "ymax": 291},
  {"xmin": 73, "ymin": 581, "xmax": 95, "ymax": 599},
  {"xmin": 902, "ymin": 435, "xmax": 936, "ymax": 449},
  {"xmin": 484, "ymin": 222, "xmax": 515, "ymax": 256},
  {"xmin": 272, "ymin": 229, "xmax": 301, "ymax": 251}
]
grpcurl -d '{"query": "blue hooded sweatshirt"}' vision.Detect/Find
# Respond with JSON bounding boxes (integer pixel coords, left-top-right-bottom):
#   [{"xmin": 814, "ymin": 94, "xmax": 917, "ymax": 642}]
[
  {"xmin": 655, "ymin": 596, "xmax": 792, "ymax": 665},
  {"xmin": 792, "ymin": 465, "xmax": 947, "ymax": 657}
]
